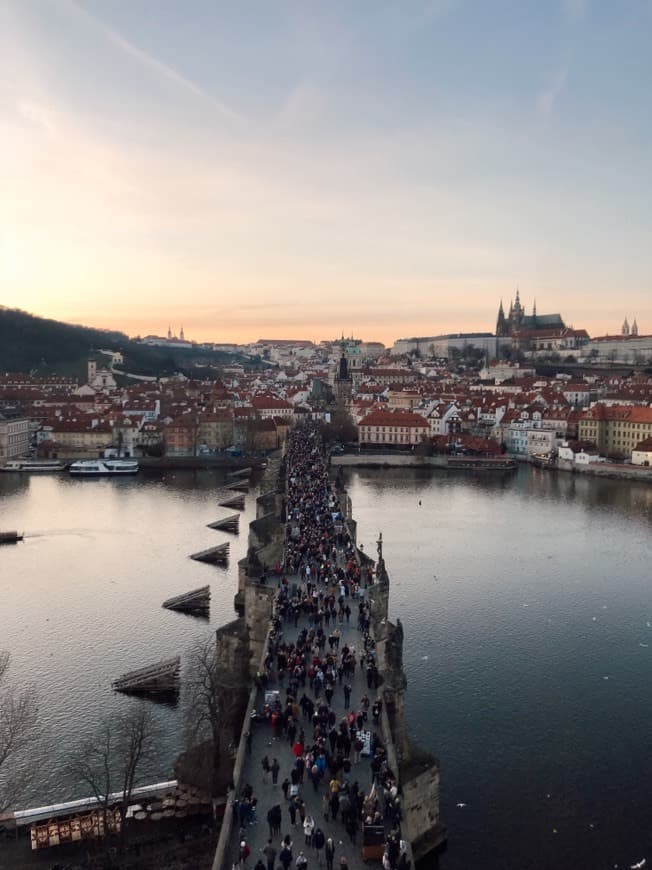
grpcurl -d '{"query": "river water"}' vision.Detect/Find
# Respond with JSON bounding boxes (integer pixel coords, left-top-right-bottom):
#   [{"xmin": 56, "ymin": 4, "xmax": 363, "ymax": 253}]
[
  {"xmin": 0, "ymin": 469, "xmax": 258, "ymax": 807},
  {"xmin": 2, "ymin": 466, "xmax": 652, "ymax": 869},
  {"xmin": 343, "ymin": 466, "xmax": 652, "ymax": 870}
]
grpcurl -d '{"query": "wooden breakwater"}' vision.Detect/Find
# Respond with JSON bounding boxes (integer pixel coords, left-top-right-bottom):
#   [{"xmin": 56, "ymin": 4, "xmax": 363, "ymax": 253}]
[
  {"xmin": 190, "ymin": 543, "xmax": 230, "ymax": 565},
  {"xmin": 207, "ymin": 515, "xmax": 240, "ymax": 534},
  {"xmin": 112, "ymin": 656, "xmax": 180, "ymax": 697},
  {"xmin": 162, "ymin": 586, "xmax": 210, "ymax": 615},
  {"xmin": 218, "ymin": 494, "xmax": 245, "ymax": 510}
]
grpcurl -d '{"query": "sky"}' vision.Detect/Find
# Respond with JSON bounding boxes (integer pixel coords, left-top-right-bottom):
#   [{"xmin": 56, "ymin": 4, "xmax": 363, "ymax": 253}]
[{"xmin": 1, "ymin": 0, "xmax": 651, "ymax": 345}]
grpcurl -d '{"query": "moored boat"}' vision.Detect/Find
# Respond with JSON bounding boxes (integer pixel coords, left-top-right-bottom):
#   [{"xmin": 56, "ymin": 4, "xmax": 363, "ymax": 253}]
[
  {"xmin": 1, "ymin": 460, "xmax": 67, "ymax": 472},
  {"xmin": 68, "ymin": 459, "xmax": 139, "ymax": 476}
]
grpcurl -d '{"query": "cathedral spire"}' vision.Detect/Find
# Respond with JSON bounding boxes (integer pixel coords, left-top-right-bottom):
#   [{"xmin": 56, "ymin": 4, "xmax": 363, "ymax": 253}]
[
  {"xmin": 632, "ymin": 317, "xmax": 638, "ymax": 336},
  {"xmin": 533, "ymin": 299, "xmax": 537, "ymax": 317}
]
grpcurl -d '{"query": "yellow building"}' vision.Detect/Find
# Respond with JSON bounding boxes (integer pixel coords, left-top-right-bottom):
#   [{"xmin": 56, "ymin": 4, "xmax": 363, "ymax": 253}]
[{"xmin": 578, "ymin": 405, "xmax": 652, "ymax": 458}]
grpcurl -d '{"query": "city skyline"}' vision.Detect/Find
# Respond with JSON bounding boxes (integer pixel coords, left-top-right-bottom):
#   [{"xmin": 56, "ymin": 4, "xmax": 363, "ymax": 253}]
[{"xmin": 2, "ymin": 1, "xmax": 651, "ymax": 344}]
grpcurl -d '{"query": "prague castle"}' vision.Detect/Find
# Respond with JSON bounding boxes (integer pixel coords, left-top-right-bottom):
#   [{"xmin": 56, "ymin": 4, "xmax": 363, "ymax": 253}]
[{"xmin": 495, "ymin": 290, "xmax": 564, "ymax": 337}]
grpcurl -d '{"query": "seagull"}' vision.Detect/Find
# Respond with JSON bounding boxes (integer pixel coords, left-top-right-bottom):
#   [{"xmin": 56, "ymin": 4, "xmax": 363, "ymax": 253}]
[
  {"xmin": 421, "ymin": 655, "xmax": 429, "ymax": 661},
  {"xmin": 592, "ymin": 616, "xmax": 597, "ymax": 621},
  {"xmin": 456, "ymin": 802, "xmax": 467, "ymax": 808},
  {"xmin": 603, "ymin": 676, "xmax": 610, "ymax": 680},
  {"xmin": 630, "ymin": 860, "xmax": 646, "ymax": 869},
  {"xmin": 639, "ymin": 643, "xmax": 649, "ymax": 648}
]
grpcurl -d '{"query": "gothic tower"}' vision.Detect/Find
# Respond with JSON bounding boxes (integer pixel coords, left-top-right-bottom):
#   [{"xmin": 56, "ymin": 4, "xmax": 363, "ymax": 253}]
[
  {"xmin": 622, "ymin": 317, "xmax": 630, "ymax": 336},
  {"xmin": 496, "ymin": 300, "xmax": 507, "ymax": 337}
]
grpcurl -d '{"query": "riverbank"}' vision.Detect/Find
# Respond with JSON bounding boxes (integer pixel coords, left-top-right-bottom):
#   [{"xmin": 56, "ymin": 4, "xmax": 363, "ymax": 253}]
[{"xmin": 331, "ymin": 453, "xmax": 514, "ymax": 471}]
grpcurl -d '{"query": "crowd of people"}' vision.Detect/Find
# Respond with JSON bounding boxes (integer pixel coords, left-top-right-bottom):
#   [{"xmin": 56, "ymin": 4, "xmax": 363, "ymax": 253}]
[{"xmin": 234, "ymin": 424, "xmax": 410, "ymax": 870}]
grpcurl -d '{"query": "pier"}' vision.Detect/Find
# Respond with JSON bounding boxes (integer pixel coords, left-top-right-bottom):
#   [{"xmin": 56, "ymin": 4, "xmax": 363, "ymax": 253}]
[{"xmin": 210, "ymin": 422, "xmax": 446, "ymax": 870}]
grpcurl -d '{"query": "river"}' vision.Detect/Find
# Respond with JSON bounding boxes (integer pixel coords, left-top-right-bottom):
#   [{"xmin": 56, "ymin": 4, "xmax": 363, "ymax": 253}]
[
  {"xmin": 343, "ymin": 465, "xmax": 652, "ymax": 870},
  {"xmin": 0, "ymin": 468, "xmax": 258, "ymax": 807},
  {"xmin": 2, "ymin": 466, "xmax": 652, "ymax": 869}
]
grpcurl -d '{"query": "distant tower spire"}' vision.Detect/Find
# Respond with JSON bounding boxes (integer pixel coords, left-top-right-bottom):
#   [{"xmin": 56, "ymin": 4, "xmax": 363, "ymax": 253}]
[
  {"xmin": 632, "ymin": 318, "xmax": 639, "ymax": 336},
  {"xmin": 622, "ymin": 317, "xmax": 630, "ymax": 336},
  {"xmin": 533, "ymin": 299, "xmax": 537, "ymax": 317},
  {"xmin": 180, "ymin": 325, "xmax": 185, "ymax": 341},
  {"xmin": 167, "ymin": 324, "xmax": 172, "ymax": 340}
]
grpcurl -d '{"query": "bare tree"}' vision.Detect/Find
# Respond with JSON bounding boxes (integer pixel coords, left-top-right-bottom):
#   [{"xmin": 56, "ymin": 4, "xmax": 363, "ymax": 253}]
[
  {"xmin": 72, "ymin": 705, "xmax": 160, "ymax": 866},
  {"xmin": 0, "ymin": 651, "xmax": 39, "ymax": 812},
  {"xmin": 184, "ymin": 634, "xmax": 248, "ymax": 796}
]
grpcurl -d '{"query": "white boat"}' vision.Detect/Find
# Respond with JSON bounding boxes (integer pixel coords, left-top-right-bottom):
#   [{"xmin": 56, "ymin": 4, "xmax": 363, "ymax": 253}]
[
  {"xmin": 1, "ymin": 459, "xmax": 67, "ymax": 472},
  {"xmin": 68, "ymin": 459, "xmax": 139, "ymax": 476}
]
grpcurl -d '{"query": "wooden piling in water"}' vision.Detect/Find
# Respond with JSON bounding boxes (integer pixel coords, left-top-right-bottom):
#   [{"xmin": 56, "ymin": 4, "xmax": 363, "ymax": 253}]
[
  {"xmin": 112, "ymin": 656, "xmax": 180, "ymax": 697},
  {"xmin": 227, "ymin": 467, "xmax": 252, "ymax": 479},
  {"xmin": 162, "ymin": 586, "xmax": 210, "ymax": 615},
  {"xmin": 190, "ymin": 542, "xmax": 230, "ymax": 565},
  {"xmin": 207, "ymin": 514, "xmax": 239, "ymax": 534},
  {"xmin": 218, "ymin": 494, "xmax": 246, "ymax": 510},
  {"xmin": 225, "ymin": 481, "xmax": 249, "ymax": 493}
]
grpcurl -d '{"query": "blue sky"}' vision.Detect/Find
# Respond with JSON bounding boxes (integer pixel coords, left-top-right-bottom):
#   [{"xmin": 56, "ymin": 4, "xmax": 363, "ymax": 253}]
[{"xmin": 1, "ymin": 0, "xmax": 650, "ymax": 342}]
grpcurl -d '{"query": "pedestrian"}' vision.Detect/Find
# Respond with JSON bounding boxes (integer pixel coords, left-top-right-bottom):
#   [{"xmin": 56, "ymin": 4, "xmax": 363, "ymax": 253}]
[
  {"xmin": 254, "ymin": 861, "xmax": 266, "ymax": 870},
  {"xmin": 239, "ymin": 840, "xmax": 251, "ymax": 869},
  {"xmin": 272, "ymin": 758, "xmax": 280, "ymax": 786},
  {"xmin": 303, "ymin": 814, "xmax": 314, "ymax": 846},
  {"xmin": 281, "ymin": 777, "xmax": 290, "ymax": 800},
  {"xmin": 343, "ymin": 684, "xmax": 351, "ymax": 709},
  {"xmin": 338, "ymin": 858, "xmax": 348, "ymax": 870},
  {"xmin": 325, "ymin": 837, "xmax": 335, "ymax": 870},
  {"xmin": 289, "ymin": 796, "xmax": 297, "ymax": 827},
  {"xmin": 279, "ymin": 843, "xmax": 293, "ymax": 870},
  {"xmin": 313, "ymin": 827, "xmax": 325, "ymax": 864},
  {"xmin": 296, "ymin": 851, "xmax": 308, "ymax": 870},
  {"xmin": 262, "ymin": 839, "xmax": 277, "ymax": 870},
  {"xmin": 262, "ymin": 755, "xmax": 271, "ymax": 783}
]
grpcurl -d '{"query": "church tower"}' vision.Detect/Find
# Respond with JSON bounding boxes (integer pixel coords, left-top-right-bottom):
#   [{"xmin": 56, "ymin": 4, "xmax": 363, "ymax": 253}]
[
  {"xmin": 632, "ymin": 318, "xmax": 639, "ymax": 336},
  {"xmin": 333, "ymin": 338, "xmax": 353, "ymax": 405},
  {"xmin": 180, "ymin": 325, "xmax": 185, "ymax": 341},
  {"xmin": 496, "ymin": 300, "xmax": 507, "ymax": 337},
  {"xmin": 622, "ymin": 317, "xmax": 630, "ymax": 336}
]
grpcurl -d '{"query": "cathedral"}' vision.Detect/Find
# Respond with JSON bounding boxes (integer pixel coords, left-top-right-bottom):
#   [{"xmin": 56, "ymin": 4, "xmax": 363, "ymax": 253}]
[{"xmin": 495, "ymin": 290, "xmax": 565, "ymax": 337}]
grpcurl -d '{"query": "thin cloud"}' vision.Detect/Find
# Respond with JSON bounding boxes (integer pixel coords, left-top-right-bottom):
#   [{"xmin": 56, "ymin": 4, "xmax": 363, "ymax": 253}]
[
  {"xmin": 64, "ymin": 0, "xmax": 241, "ymax": 121},
  {"xmin": 537, "ymin": 69, "xmax": 568, "ymax": 116}
]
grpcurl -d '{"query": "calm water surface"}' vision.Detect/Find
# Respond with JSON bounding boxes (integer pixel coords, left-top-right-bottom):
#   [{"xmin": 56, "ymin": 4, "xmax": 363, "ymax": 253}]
[
  {"xmin": 344, "ymin": 466, "xmax": 652, "ymax": 870},
  {"xmin": 0, "ymin": 469, "xmax": 254, "ymax": 806}
]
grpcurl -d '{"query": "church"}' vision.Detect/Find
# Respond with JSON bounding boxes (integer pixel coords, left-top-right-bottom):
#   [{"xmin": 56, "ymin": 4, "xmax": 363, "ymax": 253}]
[{"xmin": 495, "ymin": 290, "xmax": 565, "ymax": 338}]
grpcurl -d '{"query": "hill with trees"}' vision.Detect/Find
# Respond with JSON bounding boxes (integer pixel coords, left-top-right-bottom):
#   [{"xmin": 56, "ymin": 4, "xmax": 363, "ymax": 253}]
[{"xmin": 0, "ymin": 307, "xmax": 262, "ymax": 377}]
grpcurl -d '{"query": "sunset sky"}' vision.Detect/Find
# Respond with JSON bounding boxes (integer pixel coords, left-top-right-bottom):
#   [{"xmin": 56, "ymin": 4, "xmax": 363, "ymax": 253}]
[{"xmin": 1, "ymin": 0, "xmax": 650, "ymax": 345}]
